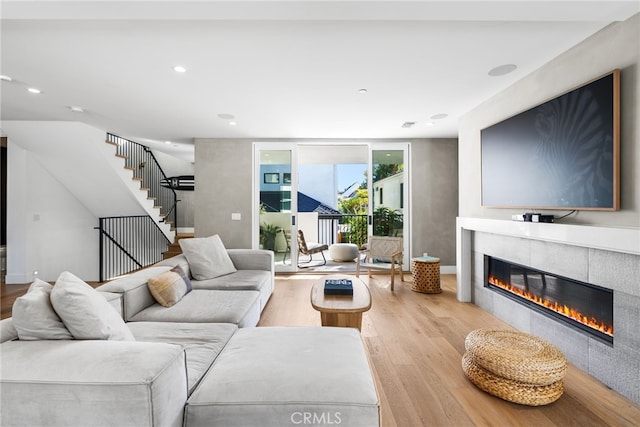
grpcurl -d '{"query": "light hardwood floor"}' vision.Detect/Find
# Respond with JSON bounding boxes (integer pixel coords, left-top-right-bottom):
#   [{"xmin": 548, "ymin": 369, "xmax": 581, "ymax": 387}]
[{"xmin": 259, "ymin": 273, "xmax": 640, "ymax": 427}]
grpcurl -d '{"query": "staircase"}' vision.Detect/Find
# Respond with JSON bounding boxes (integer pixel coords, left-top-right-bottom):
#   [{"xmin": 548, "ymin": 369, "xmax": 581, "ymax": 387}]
[
  {"xmin": 105, "ymin": 133, "xmax": 177, "ymax": 236},
  {"xmin": 163, "ymin": 233, "xmax": 195, "ymax": 259}
]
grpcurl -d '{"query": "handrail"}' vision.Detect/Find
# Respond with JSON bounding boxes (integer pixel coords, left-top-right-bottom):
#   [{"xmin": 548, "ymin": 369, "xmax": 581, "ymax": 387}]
[
  {"xmin": 161, "ymin": 200, "xmax": 181, "ymax": 223},
  {"xmin": 96, "ymin": 215, "xmax": 170, "ymax": 282},
  {"xmin": 107, "ymin": 133, "xmax": 178, "ymax": 228}
]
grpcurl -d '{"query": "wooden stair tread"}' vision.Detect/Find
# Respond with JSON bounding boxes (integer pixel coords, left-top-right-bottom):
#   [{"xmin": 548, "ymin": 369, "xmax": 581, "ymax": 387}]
[{"xmin": 162, "ymin": 233, "xmax": 195, "ymax": 259}]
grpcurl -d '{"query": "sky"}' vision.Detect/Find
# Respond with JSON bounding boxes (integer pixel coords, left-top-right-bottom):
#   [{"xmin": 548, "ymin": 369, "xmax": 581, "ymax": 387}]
[{"xmin": 337, "ymin": 164, "xmax": 367, "ymax": 193}]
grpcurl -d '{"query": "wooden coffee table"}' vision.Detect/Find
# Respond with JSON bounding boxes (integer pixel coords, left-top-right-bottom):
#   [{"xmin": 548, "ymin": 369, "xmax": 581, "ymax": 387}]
[{"xmin": 310, "ymin": 275, "xmax": 371, "ymax": 331}]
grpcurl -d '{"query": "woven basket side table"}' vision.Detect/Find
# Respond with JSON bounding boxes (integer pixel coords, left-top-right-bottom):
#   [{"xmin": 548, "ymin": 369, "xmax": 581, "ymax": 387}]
[{"xmin": 411, "ymin": 256, "xmax": 441, "ymax": 293}]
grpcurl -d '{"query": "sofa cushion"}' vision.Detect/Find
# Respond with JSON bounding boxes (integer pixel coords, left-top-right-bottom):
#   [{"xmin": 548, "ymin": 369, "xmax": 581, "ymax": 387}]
[
  {"xmin": 51, "ymin": 271, "xmax": 135, "ymax": 341},
  {"xmin": 147, "ymin": 265, "xmax": 193, "ymax": 307},
  {"xmin": 185, "ymin": 327, "xmax": 380, "ymax": 427},
  {"xmin": 0, "ymin": 340, "xmax": 187, "ymax": 427},
  {"xmin": 191, "ymin": 270, "xmax": 271, "ymax": 292},
  {"xmin": 12, "ymin": 279, "xmax": 73, "ymax": 341},
  {"xmin": 128, "ymin": 290, "xmax": 261, "ymax": 328},
  {"xmin": 179, "ymin": 235, "xmax": 237, "ymax": 280},
  {"xmin": 127, "ymin": 322, "xmax": 237, "ymax": 395}
]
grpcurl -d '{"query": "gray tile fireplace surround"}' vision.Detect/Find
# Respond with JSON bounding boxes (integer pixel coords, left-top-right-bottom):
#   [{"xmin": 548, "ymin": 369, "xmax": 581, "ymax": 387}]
[{"xmin": 456, "ymin": 218, "xmax": 640, "ymax": 404}]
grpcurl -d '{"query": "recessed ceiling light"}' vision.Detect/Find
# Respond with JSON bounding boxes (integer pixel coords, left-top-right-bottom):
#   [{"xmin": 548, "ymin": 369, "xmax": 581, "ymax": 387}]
[
  {"xmin": 229, "ymin": 121, "xmax": 237, "ymax": 126},
  {"xmin": 165, "ymin": 140, "xmax": 172, "ymax": 145},
  {"xmin": 173, "ymin": 66, "xmax": 187, "ymax": 73},
  {"xmin": 488, "ymin": 64, "xmax": 517, "ymax": 77},
  {"xmin": 217, "ymin": 113, "xmax": 235, "ymax": 120},
  {"xmin": 426, "ymin": 122, "xmax": 435, "ymax": 127},
  {"xmin": 69, "ymin": 106, "xmax": 84, "ymax": 113},
  {"xmin": 358, "ymin": 88, "xmax": 368, "ymax": 94},
  {"xmin": 0, "ymin": 75, "xmax": 13, "ymax": 82},
  {"xmin": 27, "ymin": 87, "xmax": 41, "ymax": 94},
  {"xmin": 430, "ymin": 113, "xmax": 448, "ymax": 120}
]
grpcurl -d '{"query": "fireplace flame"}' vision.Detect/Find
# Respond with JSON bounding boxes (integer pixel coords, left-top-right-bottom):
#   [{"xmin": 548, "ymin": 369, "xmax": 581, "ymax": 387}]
[{"xmin": 488, "ymin": 275, "xmax": 613, "ymax": 337}]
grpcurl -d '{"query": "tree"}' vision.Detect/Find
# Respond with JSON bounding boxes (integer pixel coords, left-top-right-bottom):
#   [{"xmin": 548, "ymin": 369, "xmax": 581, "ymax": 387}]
[
  {"xmin": 338, "ymin": 189, "xmax": 368, "ymax": 214},
  {"xmin": 373, "ymin": 163, "xmax": 403, "ymax": 182}
]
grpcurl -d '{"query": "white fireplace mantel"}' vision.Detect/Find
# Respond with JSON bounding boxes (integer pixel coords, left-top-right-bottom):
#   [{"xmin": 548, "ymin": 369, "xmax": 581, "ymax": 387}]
[{"xmin": 456, "ymin": 217, "xmax": 640, "ymax": 302}]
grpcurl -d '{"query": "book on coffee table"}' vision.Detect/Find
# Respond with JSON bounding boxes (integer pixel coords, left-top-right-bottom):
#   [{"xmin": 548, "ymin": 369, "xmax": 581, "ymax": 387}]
[{"xmin": 324, "ymin": 279, "xmax": 354, "ymax": 295}]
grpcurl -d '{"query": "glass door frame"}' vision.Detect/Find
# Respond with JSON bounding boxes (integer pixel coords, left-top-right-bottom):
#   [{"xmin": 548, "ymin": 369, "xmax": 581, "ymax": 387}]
[
  {"xmin": 368, "ymin": 142, "xmax": 411, "ymax": 269},
  {"xmin": 253, "ymin": 141, "xmax": 410, "ymax": 272},
  {"xmin": 253, "ymin": 142, "xmax": 298, "ymax": 273}
]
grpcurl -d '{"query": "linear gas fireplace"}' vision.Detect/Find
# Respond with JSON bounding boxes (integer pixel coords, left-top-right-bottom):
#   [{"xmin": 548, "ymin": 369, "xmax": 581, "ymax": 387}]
[{"xmin": 485, "ymin": 256, "xmax": 614, "ymax": 345}]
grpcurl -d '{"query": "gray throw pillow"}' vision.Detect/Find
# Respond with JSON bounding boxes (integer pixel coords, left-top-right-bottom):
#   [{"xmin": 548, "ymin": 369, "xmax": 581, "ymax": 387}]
[
  {"xmin": 51, "ymin": 271, "xmax": 135, "ymax": 341},
  {"xmin": 12, "ymin": 278, "xmax": 73, "ymax": 340},
  {"xmin": 178, "ymin": 234, "xmax": 237, "ymax": 280}
]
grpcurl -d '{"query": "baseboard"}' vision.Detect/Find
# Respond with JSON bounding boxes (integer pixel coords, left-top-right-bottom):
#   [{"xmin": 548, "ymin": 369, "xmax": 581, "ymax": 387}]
[
  {"xmin": 440, "ymin": 265, "xmax": 456, "ymax": 274},
  {"xmin": 4, "ymin": 273, "xmax": 32, "ymax": 285}
]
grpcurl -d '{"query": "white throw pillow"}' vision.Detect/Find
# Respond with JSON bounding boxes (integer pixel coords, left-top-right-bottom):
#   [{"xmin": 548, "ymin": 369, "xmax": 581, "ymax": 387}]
[
  {"xmin": 12, "ymin": 278, "xmax": 73, "ymax": 340},
  {"xmin": 51, "ymin": 271, "xmax": 135, "ymax": 341},
  {"xmin": 178, "ymin": 234, "xmax": 237, "ymax": 280}
]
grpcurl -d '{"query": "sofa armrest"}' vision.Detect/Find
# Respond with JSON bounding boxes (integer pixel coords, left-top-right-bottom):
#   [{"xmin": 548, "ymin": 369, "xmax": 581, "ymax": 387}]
[{"xmin": 227, "ymin": 249, "xmax": 274, "ymax": 273}]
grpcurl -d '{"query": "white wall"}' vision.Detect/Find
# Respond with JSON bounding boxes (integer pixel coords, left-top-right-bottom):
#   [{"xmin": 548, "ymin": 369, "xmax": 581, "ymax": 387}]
[
  {"xmin": 2, "ymin": 120, "xmax": 173, "ymax": 283},
  {"xmin": 373, "ymin": 173, "xmax": 403, "ymax": 210},
  {"xmin": 298, "ymin": 164, "xmax": 336, "ymax": 209},
  {"xmin": 6, "ymin": 144, "xmax": 99, "ymax": 283}
]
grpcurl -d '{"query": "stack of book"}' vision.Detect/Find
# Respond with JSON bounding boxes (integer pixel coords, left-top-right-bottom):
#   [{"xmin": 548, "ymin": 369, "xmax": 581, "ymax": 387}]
[{"xmin": 324, "ymin": 278, "xmax": 354, "ymax": 295}]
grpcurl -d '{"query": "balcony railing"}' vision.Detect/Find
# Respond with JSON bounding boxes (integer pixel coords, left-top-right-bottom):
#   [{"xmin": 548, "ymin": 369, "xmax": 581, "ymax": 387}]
[{"xmin": 317, "ymin": 211, "xmax": 403, "ymax": 248}]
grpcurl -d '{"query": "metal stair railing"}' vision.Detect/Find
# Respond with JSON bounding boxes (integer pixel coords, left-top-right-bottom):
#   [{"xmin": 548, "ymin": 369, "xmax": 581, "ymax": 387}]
[
  {"xmin": 96, "ymin": 216, "xmax": 171, "ymax": 282},
  {"xmin": 107, "ymin": 133, "xmax": 178, "ymax": 228}
]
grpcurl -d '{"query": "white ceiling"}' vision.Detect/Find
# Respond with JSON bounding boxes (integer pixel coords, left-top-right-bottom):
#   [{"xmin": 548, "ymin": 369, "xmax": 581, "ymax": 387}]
[{"xmin": 1, "ymin": 1, "xmax": 638, "ymax": 162}]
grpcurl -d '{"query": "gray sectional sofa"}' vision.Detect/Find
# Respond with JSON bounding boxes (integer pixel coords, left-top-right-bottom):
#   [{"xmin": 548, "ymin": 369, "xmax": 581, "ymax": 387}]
[{"xmin": 0, "ymin": 239, "xmax": 380, "ymax": 427}]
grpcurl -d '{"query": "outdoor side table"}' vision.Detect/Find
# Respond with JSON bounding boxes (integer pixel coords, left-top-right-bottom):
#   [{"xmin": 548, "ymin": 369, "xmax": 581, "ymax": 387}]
[{"xmin": 411, "ymin": 256, "xmax": 441, "ymax": 293}]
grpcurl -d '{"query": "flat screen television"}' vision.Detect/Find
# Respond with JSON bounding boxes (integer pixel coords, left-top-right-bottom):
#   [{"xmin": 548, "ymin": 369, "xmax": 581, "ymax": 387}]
[{"xmin": 481, "ymin": 70, "xmax": 620, "ymax": 210}]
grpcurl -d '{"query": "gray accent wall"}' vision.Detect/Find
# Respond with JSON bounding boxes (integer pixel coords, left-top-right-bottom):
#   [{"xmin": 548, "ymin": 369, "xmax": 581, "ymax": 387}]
[
  {"xmin": 459, "ymin": 14, "xmax": 639, "ymax": 227},
  {"xmin": 456, "ymin": 13, "xmax": 640, "ymax": 404},
  {"xmin": 194, "ymin": 138, "xmax": 254, "ymax": 248},
  {"xmin": 194, "ymin": 138, "xmax": 458, "ymax": 264},
  {"xmin": 410, "ymin": 138, "xmax": 458, "ymax": 265}
]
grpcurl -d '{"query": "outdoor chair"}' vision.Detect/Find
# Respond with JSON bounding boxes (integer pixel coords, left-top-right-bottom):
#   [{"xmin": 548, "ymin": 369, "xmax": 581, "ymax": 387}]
[
  {"xmin": 281, "ymin": 229, "xmax": 292, "ymax": 264},
  {"xmin": 297, "ymin": 229, "xmax": 328, "ymax": 267},
  {"xmin": 356, "ymin": 235, "xmax": 404, "ymax": 290}
]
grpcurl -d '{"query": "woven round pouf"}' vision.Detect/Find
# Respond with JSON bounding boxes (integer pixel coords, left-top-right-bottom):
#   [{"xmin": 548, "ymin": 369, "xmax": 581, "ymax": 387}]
[
  {"xmin": 462, "ymin": 328, "xmax": 567, "ymax": 405},
  {"xmin": 462, "ymin": 353, "xmax": 564, "ymax": 406}
]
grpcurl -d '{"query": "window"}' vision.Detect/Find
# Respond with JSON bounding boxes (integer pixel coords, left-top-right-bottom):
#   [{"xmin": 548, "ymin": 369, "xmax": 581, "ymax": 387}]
[
  {"xmin": 264, "ymin": 172, "xmax": 280, "ymax": 184},
  {"xmin": 379, "ymin": 188, "xmax": 383, "ymax": 205},
  {"xmin": 283, "ymin": 173, "xmax": 291, "ymax": 184},
  {"xmin": 400, "ymin": 183, "xmax": 404, "ymax": 209}
]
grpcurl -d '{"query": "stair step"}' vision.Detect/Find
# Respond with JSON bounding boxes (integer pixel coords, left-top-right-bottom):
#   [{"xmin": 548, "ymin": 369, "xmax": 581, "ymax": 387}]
[
  {"xmin": 116, "ymin": 154, "xmax": 127, "ymax": 159},
  {"xmin": 106, "ymin": 140, "xmax": 118, "ymax": 146},
  {"xmin": 162, "ymin": 233, "xmax": 195, "ymax": 259}
]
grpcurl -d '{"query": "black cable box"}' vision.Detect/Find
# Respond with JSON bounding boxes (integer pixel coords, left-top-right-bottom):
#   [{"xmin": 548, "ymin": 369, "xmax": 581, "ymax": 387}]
[{"xmin": 523, "ymin": 213, "xmax": 555, "ymax": 223}]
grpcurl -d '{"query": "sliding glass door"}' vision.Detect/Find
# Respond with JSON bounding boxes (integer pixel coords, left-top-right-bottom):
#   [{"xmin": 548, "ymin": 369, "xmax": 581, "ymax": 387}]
[
  {"xmin": 254, "ymin": 142, "xmax": 409, "ymax": 272},
  {"xmin": 254, "ymin": 143, "xmax": 297, "ymax": 272},
  {"xmin": 369, "ymin": 144, "xmax": 409, "ymax": 267}
]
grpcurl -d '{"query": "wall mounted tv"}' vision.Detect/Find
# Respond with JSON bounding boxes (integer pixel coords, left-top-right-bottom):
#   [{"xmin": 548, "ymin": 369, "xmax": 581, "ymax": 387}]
[{"xmin": 481, "ymin": 69, "xmax": 620, "ymax": 210}]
